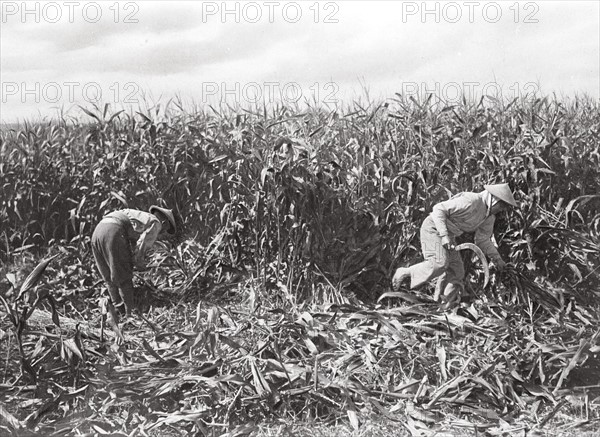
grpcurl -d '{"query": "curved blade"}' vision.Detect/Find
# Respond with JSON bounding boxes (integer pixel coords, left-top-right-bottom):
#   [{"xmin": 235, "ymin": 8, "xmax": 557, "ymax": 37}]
[{"xmin": 455, "ymin": 243, "xmax": 490, "ymax": 288}]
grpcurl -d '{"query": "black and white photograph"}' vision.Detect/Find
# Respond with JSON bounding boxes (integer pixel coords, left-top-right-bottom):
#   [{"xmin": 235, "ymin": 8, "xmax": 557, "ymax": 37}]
[{"xmin": 0, "ymin": 1, "xmax": 599, "ymax": 435}]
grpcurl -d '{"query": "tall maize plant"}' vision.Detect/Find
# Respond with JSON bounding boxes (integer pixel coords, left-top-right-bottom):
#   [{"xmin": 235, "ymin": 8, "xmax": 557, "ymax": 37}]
[{"xmin": 1, "ymin": 95, "xmax": 599, "ymax": 304}]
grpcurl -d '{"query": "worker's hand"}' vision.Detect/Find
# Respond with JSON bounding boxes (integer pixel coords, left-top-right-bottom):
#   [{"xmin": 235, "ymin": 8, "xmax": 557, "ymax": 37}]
[
  {"xmin": 134, "ymin": 261, "xmax": 148, "ymax": 272},
  {"xmin": 493, "ymin": 258, "xmax": 507, "ymax": 271},
  {"xmin": 441, "ymin": 236, "xmax": 455, "ymax": 251}
]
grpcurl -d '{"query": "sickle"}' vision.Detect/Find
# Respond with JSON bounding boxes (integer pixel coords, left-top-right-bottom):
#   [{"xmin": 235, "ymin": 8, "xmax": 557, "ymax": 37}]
[
  {"xmin": 455, "ymin": 243, "xmax": 490, "ymax": 288},
  {"xmin": 434, "ymin": 242, "xmax": 490, "ymax": 301}
]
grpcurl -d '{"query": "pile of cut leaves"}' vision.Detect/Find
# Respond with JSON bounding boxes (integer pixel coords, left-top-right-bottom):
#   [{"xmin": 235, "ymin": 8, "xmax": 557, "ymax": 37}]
[{"xmin": 1, "ymin": 257, "xmax": 600, "ymax": 437}]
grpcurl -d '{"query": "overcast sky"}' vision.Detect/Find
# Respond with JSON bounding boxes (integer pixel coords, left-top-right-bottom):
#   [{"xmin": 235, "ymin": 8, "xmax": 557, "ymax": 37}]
[{"xmin": 0, "ymin": 1, "xmax": 598, "ymax": 123}]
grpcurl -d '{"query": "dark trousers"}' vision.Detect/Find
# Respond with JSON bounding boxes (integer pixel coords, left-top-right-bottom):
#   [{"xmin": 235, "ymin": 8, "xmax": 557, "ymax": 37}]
[{"xmin": 91, "ymin": 220, "xmax": 135, "ymax": 312}]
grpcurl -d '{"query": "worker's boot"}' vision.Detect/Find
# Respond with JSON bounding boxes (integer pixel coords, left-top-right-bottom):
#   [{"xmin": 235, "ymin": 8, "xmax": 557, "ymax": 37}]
[
  {"xmin": 440, "ymin": 282, "xmax": 462, "ymax": 310},
  {"xmin": 392, "ymin": 267, "xmax": 411, "ymax": 291}
]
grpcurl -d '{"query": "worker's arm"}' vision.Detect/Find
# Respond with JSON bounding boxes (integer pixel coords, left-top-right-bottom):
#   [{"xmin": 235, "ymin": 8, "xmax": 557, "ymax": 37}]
[
  {"xmin": 475, "ymin": 215, "xmax": 505, "ymax": 268},
  {"xmin": 133, "ymin": 220, "xmax": 162, "ymax": 267},
  {"xmin": 431, "ymin": 196, "xmax": 470, "ymax": 247}
]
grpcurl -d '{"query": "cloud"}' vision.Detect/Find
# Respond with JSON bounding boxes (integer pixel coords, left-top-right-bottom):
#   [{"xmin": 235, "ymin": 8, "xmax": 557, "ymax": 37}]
[
  {"xmin": 63, "ymin": 24, "xmax": 276, "ymax": 76},
  {"xmin": 1, "ymin": 1, "xmax": 598, "ymax": 123}
]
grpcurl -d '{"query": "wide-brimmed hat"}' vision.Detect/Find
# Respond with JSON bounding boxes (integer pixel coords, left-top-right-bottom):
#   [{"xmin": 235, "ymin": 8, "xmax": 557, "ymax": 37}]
[
  {"xmin": 484, "ymin": 184, "xmax": 517, "ymax": 207},
  {"xmin": 149, "ymin": 205, "xmax": 176, "ymax": 234}
]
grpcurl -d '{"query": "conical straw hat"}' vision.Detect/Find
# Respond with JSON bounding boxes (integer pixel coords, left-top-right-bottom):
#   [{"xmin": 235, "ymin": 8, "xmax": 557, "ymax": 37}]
[{"xmin": 484, "ymin": 184, "xmax": 517, "ymax": 207}]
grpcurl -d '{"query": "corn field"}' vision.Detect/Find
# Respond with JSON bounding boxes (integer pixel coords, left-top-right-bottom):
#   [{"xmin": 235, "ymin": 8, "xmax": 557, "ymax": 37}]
[{"xmin": 0, "ymin": 94, "xmax": 599, "ymax": 436}]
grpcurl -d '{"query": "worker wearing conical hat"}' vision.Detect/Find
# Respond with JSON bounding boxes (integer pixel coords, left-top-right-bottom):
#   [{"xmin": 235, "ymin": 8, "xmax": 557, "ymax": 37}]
[
  {"xmin": 392, "ymin": 183, "xmax": 517, "ymax": 304},
  {"xmin": 91, "ymin": 205, "xmax": 177, "ymax": 317}
]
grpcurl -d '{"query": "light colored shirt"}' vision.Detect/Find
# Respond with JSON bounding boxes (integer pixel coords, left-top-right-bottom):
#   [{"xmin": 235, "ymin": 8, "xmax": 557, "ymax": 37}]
[
  {"xmin": 430, "ymin": 191, "xmax": 502, "ymax": 263},
  {"xmin": 105, "ymin": 209, "xmax": 163, "ymax": 265}
]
